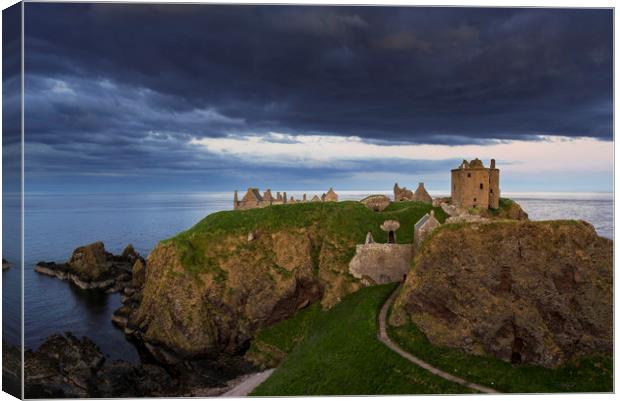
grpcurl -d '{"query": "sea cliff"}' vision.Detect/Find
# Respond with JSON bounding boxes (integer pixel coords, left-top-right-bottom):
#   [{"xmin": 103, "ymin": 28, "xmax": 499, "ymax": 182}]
[
  {"xmin": 114, "ymin": 201, "xmax": 445, "ymax": 362},
  {"xmin": 390, "ymin": 220, "xmax": 613, "ymax": 368}
]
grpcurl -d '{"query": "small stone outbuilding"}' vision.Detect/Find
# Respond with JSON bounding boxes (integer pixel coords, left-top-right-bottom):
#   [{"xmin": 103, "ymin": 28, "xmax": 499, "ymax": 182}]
[{"xmin": 414, "ymin": 210, "xmax": 441, "ymax": 248}]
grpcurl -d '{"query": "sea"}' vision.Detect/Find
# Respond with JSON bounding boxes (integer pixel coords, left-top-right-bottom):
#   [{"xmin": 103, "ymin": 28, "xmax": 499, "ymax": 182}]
[{"xmin": 1, "ymin": 191, "xmax": 614, "ymax": 363}]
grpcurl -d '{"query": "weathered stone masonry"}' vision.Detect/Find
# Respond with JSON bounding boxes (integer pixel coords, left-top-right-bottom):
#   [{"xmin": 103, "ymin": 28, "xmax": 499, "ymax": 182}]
[
  {"xmin": 234, "ymin": 187, "xmax": 338, "ymax": 210},
  {"xmin": 451, "ymin": 158, "xmax": 500, "ymax": 210}
]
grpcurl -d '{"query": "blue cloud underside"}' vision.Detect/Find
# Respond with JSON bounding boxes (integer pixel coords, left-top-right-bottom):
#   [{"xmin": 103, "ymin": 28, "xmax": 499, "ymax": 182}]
[{"xmin": 18, "ymin": 4, "xmax": 612, "ymax": 193}]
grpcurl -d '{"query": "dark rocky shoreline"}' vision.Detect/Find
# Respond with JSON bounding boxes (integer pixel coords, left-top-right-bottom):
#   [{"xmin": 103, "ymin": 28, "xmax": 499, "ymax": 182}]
[
  {"xmin": 23, "ymin": 332, "xmax": 256, "ymax": 398},
  {"xmin": 29, "ymin": 241, "xmax": 259, "ymax": 397}
]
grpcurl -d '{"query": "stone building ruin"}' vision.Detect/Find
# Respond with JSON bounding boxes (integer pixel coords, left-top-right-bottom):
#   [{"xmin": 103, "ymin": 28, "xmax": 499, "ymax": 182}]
[
  {"xmin": 349, "ymin": 211, "xmax": 442, "ymax": 285},
  {"xmin": 348, "ymin": 220, "xmax": 412, "ymax": 284},
  {"xmin": 380, "ymin": 220, "xmax": 400, "ymax": 243},
  {"xmin": 394, "ymin": 182, "xmax": 433, "ymax": 203},
  {"xmin": 414, "ymin": 210, "xmax": 441, "ymax": 248},
  {"xmin": 321, "ymin": 188, "xmax": 339, "ymax": 202},
  {"xmin": 451, "ymin": 158, "xmax": 500, "ymax": 209},
  {"xmin": 360, "ymin": 194, "xmax": 391, "ymax": 212},
  {"xmin": 234, "ymin": 187, "xmax": 339, "ymax": 210}
]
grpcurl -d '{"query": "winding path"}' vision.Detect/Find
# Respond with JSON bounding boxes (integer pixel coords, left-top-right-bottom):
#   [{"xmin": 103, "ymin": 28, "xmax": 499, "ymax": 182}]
[
  {"xmin": 221, "ymin": 369, "xmax": 275, "ymax": 397},
  {"xmin": 378, "ymin": 286, "xmax": 500, "ymax": 394}
]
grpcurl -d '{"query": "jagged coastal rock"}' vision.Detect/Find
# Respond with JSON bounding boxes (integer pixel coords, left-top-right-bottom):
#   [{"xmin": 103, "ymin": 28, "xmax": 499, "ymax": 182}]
[
  {"xmin": 35, "ymin": 242, "xmax": 143, "ymax": 292},
  {"xmin": 390, "ymin": 220, "xmax": 612, "ymax": 368},
  {"xmin": 2, "ymin": 258, "xmax": 9, "ymax": 270},
  {"xmin": 24, "ymin": 332, "xmax": 252, "ymax": 398}
]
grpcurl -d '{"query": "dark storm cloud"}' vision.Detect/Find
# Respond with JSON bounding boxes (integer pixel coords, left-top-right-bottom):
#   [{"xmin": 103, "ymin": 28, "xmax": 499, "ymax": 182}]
[
  {"xmin": 25, "ymin": 4, "xmax": 612, "ymax": 141},
  {"xmin": 21, "ymin": 4, "xmax": 612, "ymax": 190}
]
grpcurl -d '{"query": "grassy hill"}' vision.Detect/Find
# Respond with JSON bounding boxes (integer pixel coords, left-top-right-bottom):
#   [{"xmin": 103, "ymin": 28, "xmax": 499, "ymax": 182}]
[
  {"xmin": 163, "ymin": 200, "xmax": 447, "ymax": 274},
  {"xmin": 249, "ymin": 284, "xmax": 473, "ymax": 395},
  {"xmin": 248, "ymin": 283, "xmax": 612, "ymax": 395}
]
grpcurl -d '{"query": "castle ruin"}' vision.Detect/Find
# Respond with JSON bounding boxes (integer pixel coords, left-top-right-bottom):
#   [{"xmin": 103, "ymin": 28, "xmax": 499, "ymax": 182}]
[
  {"xmin": 394, "ymin": 182, "xmax": 433, "ymax": 203},
  {"xmin": 234, "ymin": 187, "xmax": 338, "ymax": 210},
  {"xmin": 451, "ymin": 158, "xmax": 500, "ymax": 209}
]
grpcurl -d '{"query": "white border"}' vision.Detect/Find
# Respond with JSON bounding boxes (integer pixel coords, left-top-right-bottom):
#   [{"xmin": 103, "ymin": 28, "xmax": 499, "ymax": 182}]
[{"xmin": 0, "ymin": 2, "xmax": 617, "ymax": 401}]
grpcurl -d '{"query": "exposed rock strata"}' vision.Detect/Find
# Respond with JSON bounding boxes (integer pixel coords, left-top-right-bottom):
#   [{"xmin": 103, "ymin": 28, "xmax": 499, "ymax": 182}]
[
  {"xmin": 35, "ymin": 242, "xmax": 142, "ymax": 292},
  {"xmin": 113, "ymin": 227, "xmax": 361, "ymax": 364},
  {"xmin": 391, "ymin": 220, "xmax": 612, "ymax": 368}
]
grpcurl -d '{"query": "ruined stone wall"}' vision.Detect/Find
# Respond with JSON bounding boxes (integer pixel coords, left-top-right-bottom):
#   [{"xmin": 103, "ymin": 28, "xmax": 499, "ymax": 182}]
[
  {"xmin": 489, "ymin": 168, "xmax": 500, "ymax": 209},
  {"xmin": 236, "ymin": 200, "xmax": 269, "ymax": 210},
  {"xmin": 348, "ymin": 243, "xmax": 413, "ymax": 284},
  {"xmin": 360, "ymin": 195, "xmax": 391, "ymax": 211}
]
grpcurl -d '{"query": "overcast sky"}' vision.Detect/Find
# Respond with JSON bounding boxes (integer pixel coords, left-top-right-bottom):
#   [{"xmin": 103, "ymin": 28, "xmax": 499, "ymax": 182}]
[{"xmin": 20, "ymin": 4, "xmax": 613, "ymax": 193}]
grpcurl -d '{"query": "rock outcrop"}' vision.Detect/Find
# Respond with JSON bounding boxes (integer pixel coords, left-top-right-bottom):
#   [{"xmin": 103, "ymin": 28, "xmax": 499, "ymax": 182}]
[
  {"xmin": 24, "ymin": 333, "xmax": 252, "ymax": 398},
  {"xmin": 2, "ymin": 341, "xmax": 21, "ymax": 397},
  {"xmin": 482, "ymin": 199, "xmax": 529, "ymax": 220},
  {"xmin": 115, "ymin": 227, "xmax": 356, "ymax": 363},
  {"xmin": 390, "ymin": 220, "xmax": 612, "ymax": 368},
  {"xmin": 2, "ymin": 258, "xmax": 9, "ymax": 270},
  {"xmin": 35, "ymin": 242, "xmax": 142, "ymax": 292}
]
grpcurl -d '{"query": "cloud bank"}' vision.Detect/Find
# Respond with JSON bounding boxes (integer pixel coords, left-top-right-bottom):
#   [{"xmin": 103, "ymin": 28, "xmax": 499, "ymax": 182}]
[{"xmin": 21, "ymin": 4, "xmax": 613, "ymax": 192}]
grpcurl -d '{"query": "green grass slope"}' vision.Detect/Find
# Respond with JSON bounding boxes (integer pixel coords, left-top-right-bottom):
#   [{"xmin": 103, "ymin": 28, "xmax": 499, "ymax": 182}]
[
  {"xmin": 163, "ymin": 200, "xmax": 446, "ymax": 273},
  {"xmin": 388, "ymin": 302, "xmax": 613, "ymax": 393},
  {"xmin": 250, "ymin": 284, "xmax": 473, "ymax": 395}
]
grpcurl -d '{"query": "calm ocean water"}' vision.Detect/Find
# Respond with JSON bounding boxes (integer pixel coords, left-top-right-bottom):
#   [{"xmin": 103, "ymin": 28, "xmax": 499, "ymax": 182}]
[{"xmin": 2, "ymin": 191, "xmax": 613, "ymax": 363}]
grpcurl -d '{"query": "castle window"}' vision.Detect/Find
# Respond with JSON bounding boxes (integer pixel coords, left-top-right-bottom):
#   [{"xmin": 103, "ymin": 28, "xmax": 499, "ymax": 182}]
[
  {"xmin": 490, "ymin": 189, "xmax": 493, "ymax": 194},
  {"xmin": 480, "ymin": 183, "xmax": 483, "ymax": 189},
  {"xmin": 467, "ymin": 173, "xmax": 471, "ymax": 178},
  {"xmin": 474, "ymin": 198, "xmax": 477, "ymax": 202}
]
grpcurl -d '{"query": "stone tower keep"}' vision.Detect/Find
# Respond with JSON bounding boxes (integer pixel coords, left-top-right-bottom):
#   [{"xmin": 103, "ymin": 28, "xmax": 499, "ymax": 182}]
[{"xmin": 451, "ymin": 158, "xmax": 500, "ymax": 209}]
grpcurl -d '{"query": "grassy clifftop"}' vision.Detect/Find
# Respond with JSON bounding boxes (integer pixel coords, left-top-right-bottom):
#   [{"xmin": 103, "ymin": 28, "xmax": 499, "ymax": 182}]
[
  {"xmin": 127, "ymin": 200, "xmax": 446, "ymax": 360},
  {"xmin": 163, "ymin": 200, "xmax": 447, "ymax": 276}
]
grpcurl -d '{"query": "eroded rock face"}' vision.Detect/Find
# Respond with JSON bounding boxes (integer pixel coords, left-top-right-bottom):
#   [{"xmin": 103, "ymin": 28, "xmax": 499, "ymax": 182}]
[
  {"xmin": 120, "ymin": 228, "xmax": 351, "ymax": 363},
  {"xmin": 391, "ymin": 220, "xmax": 612, "ymax": 368}
]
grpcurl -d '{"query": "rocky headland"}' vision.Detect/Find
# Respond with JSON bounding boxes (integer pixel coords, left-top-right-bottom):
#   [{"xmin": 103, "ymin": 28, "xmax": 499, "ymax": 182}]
[
  {"xmin": 111, "ymin": 201, "xmax": 444, "ymax": 364},
  {"xmin": 26, "ymin": 198, "xmax": 613, "ymax": 396},
  {"xmin": 390, "ymin": 219, "xmax": 613, "ymax": 368},
  {"xmin": 35, "ymin": 242, "xmax": 142, "ymax": 292}
]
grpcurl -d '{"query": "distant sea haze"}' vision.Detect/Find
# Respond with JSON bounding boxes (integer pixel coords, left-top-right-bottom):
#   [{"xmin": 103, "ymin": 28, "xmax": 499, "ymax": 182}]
[{"xmin": 1, "ymin": 191, "xmax": 612, "ymax": 365}]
